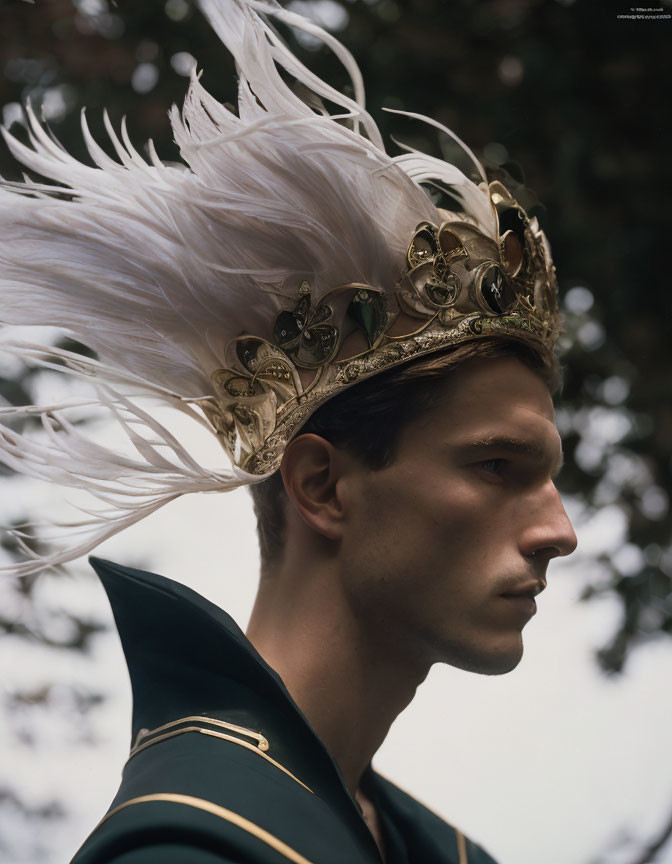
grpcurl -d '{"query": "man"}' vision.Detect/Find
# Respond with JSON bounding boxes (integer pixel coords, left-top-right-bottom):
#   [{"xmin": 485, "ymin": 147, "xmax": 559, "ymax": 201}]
[
  {"xmin": 74, "ymin": 341, "xmax": 574, "ymax": 864},
  {"xmin": 0, "ymin": 1, "xmax": 575, "ymax": 862}
]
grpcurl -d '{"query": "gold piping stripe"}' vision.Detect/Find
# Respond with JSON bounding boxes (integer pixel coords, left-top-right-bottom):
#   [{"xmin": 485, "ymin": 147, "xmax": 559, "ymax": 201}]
[
  {"xmin": 128, "ymin": 725, "xmax": 313, "ymax": 794},
  {"xmin": 132, "ymin": 715, "xmax": 268, "ymax": 752},
  {"xmin": 456, "ymin": 828, "xmax": 468, "ymax": 864},
  {"xmin": 96, "ymin": 793, "xmax": 316, "ymax": 864}
]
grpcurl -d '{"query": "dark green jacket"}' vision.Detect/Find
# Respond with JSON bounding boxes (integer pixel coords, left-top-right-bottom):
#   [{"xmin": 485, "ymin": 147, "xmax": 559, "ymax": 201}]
[{"xmin": 70, "ymin": 558, "xmax": 499, "ymax": 864}]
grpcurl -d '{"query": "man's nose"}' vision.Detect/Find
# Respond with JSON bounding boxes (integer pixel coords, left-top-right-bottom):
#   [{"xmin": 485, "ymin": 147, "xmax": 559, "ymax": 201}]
[{"xmin": 520, "ymin": 482, "xmax": 578, "ymax": 562}]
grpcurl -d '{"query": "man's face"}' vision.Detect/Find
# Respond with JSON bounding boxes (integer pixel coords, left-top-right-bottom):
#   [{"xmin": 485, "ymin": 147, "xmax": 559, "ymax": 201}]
[{"xmin": 337, "ymin": 355, "xmax": 577, "ymax": 675}]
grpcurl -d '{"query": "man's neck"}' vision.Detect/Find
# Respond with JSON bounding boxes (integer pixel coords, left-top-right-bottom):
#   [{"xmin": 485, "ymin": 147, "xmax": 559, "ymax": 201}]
[{"xmin": 245, "ymin": 557, "xmax": 429, "ymax": 795}]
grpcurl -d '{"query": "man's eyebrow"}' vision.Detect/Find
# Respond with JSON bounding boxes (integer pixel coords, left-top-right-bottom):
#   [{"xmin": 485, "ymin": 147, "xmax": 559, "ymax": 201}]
[{"xmin": 458, "ymin": 435, "xmax": 565, "ymax": 476}]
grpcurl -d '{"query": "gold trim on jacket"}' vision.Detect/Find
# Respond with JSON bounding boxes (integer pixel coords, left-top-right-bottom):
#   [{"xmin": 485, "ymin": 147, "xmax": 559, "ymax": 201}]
[
  {"xmin": 93, "ymin": 792, "xmax": 316, "ymax": 864},
  {"xmin": 127, "ymin": 715, "xmax": 313, "ymax": 794}
]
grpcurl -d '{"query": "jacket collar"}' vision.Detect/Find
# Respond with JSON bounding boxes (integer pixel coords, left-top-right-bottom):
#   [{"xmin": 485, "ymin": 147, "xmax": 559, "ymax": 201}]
[{"xmin": 89, "ymin": 556, "xmax": 382, "ymax": 859}]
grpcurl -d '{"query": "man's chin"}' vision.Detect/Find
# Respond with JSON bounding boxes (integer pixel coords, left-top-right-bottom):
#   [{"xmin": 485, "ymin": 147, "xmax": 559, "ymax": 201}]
[
  {"xmin": 441, "ymin": 638, "xmax": 524, "ymax": 676},
  {"xmin": 477, "ymin": 650, "xmax": 524, "ymax": 676}
]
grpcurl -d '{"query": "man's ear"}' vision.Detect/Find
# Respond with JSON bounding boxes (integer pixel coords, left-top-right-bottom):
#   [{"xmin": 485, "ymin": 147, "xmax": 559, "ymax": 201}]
[{"xmin": 280, "ymin": 434, "xmax": 351, "ymax": 542}]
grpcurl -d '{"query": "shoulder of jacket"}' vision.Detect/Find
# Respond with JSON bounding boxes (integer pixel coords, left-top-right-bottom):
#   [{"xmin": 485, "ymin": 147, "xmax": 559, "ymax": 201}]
[
  {"xmin": 71, "ymin": 733, "xmax": 374, "ymax": 864},
  {"xmin": 69, "ymin": 791, "xmax": 319, "ymax": 864}
]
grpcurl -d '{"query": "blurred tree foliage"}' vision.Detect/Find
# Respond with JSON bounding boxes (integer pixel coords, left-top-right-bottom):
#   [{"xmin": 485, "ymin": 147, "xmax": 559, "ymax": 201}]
[{"xmin": 0, "ymin": 0, "xmax": 670, "ymax": 861}]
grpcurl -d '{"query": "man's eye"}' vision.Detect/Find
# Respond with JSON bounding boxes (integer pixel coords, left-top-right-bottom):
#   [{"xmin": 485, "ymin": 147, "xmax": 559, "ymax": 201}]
[{"xmin": 479, "ymin": 458, "xmax": 505, "ymax": 475}]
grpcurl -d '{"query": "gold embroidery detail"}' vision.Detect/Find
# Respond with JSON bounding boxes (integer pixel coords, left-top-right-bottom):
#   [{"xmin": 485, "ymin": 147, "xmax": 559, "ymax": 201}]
[
  {"xmin": 127, "ymin": 716, "xmax": 312, "ymax": 794},
  {"xmin": 93, "ymin": 793, "xmax": 316, "ymax": 864}
]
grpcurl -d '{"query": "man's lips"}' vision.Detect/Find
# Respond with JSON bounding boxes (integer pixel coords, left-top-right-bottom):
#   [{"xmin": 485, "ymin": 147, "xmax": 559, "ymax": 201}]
[
  {"xmin": 499, "ymin": 580, "xmax": 546, "ymax": 618},
  {"xmin": 499, "ymin": 579, "xmax": 546, "ymax": 600}
]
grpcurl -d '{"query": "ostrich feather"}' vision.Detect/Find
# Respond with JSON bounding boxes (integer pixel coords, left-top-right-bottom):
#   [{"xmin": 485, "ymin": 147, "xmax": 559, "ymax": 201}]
[{"xmin": 0, "ymin": 0, "xmax": 495, "ymax": 575}]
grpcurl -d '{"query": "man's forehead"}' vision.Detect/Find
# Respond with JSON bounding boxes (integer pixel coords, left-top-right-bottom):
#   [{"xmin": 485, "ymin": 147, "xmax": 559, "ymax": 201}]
[
  {"xmin": 432, "ymin": 355, "xmax": 555, "ymax": 414},
  {"xmin": 421, "ymin": 368, "xmax": 564, "ymax": 468},
  {"xmin": 432, "ymin": 378, "xmax": 556, "ymax": 432}
]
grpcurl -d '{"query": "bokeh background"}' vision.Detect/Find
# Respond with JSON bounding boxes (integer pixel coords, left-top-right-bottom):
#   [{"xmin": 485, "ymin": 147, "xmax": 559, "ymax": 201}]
[{"xmin": 0, "ymin": 0, "xmax": 671, "ymax": 862}]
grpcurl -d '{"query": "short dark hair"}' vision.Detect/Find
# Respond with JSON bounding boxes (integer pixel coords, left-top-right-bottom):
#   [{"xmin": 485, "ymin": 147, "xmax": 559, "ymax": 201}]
[{"xmin": 249, "ymin": 337, "xmax": 559, "ymax": 565}]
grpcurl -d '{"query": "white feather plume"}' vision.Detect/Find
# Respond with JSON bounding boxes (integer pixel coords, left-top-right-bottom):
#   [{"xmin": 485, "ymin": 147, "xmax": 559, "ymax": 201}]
[{"xmin": 0, "ymin": 0, "xmax": 495, "ymax": 576}]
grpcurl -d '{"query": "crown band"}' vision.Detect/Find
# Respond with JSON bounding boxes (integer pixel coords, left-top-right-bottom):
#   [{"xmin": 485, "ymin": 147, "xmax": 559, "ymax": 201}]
[{"xmin": 199, "ymin": 182, "xmax": 559, "ymax": 475}]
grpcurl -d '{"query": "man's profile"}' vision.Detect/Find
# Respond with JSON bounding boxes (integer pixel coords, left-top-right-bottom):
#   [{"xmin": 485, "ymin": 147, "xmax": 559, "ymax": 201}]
[
  {"xmin": 246, "ymin": 344, "xmax": 575, "ymax": 857},
  {"xmin": 0, "ymin": 1, "xmax": 576, "ymax": 861}
]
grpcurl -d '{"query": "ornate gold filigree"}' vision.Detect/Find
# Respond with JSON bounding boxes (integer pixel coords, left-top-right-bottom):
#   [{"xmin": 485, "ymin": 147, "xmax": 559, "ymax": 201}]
[{"xmin": 201, "ymin": 183, "xmax": 559, "ymax": 475}]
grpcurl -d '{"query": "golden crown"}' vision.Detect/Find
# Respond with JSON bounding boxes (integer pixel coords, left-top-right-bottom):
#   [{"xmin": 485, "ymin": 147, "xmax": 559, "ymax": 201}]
[{"xmin": 198, "ymin": 180, "xmax": 560, "ymax": 476}]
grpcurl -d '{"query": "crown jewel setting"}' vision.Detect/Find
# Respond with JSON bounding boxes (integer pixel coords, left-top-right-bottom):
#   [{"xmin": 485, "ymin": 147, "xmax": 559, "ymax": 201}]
[{"xmin": 199, "ymin": 181, "xmax": 560, "ymax": 476}]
